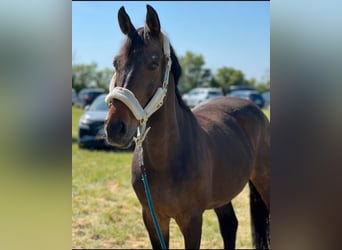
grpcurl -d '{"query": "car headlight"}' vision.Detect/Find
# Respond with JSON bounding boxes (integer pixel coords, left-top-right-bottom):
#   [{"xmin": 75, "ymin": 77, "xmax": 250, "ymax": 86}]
[{"xmin": 78, "ymin": 116, "xmax": 92, "ymax": 128}]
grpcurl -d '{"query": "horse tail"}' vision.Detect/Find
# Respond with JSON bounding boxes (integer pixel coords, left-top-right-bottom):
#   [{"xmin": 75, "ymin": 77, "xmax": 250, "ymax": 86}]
[{"xmin": 249, "ymin": 180, "xmax": 270, "ymax": 249}]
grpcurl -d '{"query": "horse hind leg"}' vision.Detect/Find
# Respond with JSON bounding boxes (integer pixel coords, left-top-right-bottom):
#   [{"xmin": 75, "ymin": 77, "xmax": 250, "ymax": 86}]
[
  {"xmin": 249, "ymin": 165, "xmax": 270, "ymax": 248},
  {"xmin": 248, "ymin": 122, "xmax": 270, "ymax": 249},
  {"xmin": 249, "ymin": 147, "xmax": 270, "ymax": 211},
  {"xmin": 250, "ymin": 112, "xmax": 270, "ymax": 211},
  {"xmin": 248, "ymin": 180, "xmax": 270, "ymax": 249},
  {"xmin": 249, "ymin": 143, "xmax": 270, "ymax": 249},
  {"xmin": 214, "ymin": 202, "xmax": 238, "ymax": 249}
]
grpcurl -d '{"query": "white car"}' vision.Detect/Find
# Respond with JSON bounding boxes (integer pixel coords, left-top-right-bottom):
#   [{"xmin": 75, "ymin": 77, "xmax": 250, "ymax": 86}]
[{"xmin": 182, "ymin": 87, "xmax": 224, "ymax": 107}]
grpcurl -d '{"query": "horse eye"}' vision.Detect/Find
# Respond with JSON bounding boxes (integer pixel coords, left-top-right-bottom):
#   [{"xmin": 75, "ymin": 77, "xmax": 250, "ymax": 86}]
[
  {"xmin": 148, "ymin": 54, "xmax": 160, "ymax": 70},
  {"xmin": 149, "ymin": 62, "xmax": 159, "ymax": 70}
]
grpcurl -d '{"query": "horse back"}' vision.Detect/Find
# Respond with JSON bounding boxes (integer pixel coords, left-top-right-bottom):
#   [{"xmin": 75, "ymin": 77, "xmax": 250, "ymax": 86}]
[{"xmin": 193, "ymin": 96, "xmax": 269, "ymax": 151}]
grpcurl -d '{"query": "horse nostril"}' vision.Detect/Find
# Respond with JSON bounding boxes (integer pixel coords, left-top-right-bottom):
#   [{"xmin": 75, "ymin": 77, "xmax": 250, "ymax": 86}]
[
  {"xmin": 117, "ymin": 121, "xmax": 126, "ymax": 136},
  {"xmin": 108, "ymin": 120, "xmax": 126, "ymax": 137}
]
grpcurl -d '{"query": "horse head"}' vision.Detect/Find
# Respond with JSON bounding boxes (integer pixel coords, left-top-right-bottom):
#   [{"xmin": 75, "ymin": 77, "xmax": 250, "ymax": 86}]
[{"xmin": 104, "ymin": 5, "xmax": 171, "ymax": 148}]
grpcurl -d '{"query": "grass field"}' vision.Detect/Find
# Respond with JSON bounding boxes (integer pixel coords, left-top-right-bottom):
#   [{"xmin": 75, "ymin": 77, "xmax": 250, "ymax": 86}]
[{"xmin": 72, "ymin": 105, "xmax": 270, "ymax": 249}]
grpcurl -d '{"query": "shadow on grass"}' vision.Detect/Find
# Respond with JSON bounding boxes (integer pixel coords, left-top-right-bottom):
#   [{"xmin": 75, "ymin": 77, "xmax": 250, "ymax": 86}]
[
  {"xmin": 72, "ymin": 137, "xmax": 78, "ymax": 144},
  {"xmin": 72, "ymin": 136, "xmax": 135, "ymax": 152}
]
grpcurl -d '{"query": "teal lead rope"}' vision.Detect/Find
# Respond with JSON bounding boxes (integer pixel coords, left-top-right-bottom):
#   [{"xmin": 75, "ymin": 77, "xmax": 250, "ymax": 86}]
[
  {"xmin": 141, "ymin": 167, "xmax": 167, "ymax": 249},
  {"xmin": 136, "ymin": 140, "xmax": 166, "ymax": 250},
  {"xmin": 141, "ymin": 167, "xmax": 166, "ymax": 249}
]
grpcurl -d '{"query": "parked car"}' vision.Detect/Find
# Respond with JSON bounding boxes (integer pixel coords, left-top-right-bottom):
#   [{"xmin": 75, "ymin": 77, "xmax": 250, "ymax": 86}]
[
  {"xmin": 78, "ymin": 94, "xmax": 134, "ymax": 150},
  {"xmin": 262, "ymin": 91, "xmax": 270, "ymax": 109},
  {"xmin": 72, "ymin": 88, "xmax": 77, "ymax": 105},
  {"xmin": 182, "ymin": 87, "xmax": 224, "ymax": 107},
  {"xmin": 227, "ymin": 85, "xmax": 257, "ymax": 94},
  {"xmin": 75, "ymin": 88, "xmax": 106, "ymax": 109},
  {"xmin": 227, "ymin": 90, "xmax": 265, "ymax": 108},
  {"xmin": 78, "ymin": 94, "xmax": 109, "ymax": 149}
]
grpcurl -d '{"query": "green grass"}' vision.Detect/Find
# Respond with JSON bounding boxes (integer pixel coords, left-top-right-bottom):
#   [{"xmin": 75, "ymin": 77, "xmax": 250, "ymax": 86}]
[
  {"xmin": 72, "ymin": 105, "xmax": 269, "ymax": 249},
  {"xmin": 262, "ymin": 107, "xmax": 270, "ymax": 120},
  {"xmin": 72, "ymin": 106, "xmax": 83, "ymax": 141}
]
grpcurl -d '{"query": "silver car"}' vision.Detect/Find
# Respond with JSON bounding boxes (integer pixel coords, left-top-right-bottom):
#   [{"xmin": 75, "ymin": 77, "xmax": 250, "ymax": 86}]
[{"xmin": 182, "ymin": 87, "xmax": 224, "ymax": 107}]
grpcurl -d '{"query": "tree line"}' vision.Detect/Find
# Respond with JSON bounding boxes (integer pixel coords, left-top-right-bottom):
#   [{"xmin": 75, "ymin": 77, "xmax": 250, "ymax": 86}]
[{"xmin": 72, "ymin": 51, "xmax": 269, "ymax": 94}]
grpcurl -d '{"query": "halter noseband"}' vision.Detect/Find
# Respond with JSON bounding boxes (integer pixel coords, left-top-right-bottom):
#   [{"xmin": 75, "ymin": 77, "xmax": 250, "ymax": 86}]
[{"xmin": 105, "ymin": 33, "xmax": 172, "ymax": 149}]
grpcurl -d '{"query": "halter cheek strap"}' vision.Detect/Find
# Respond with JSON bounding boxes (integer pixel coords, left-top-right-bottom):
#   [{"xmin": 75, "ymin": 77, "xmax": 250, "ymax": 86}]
[{"xmin": 105, "ymin": 33, "xmax": 172, "ymax": 151}]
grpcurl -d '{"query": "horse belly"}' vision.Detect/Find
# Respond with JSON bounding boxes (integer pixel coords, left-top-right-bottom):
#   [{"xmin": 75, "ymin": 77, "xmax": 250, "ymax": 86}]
[{"xmin": 208, "ymin": 140, "xmax": 254, "ymax": 208}]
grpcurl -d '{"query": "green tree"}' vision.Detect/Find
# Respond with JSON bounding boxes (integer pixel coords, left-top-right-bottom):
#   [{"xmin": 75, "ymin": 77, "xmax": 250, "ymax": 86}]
[
  {"xmin": 72, "ymin": 63, "xmax": 114, "ymax": 92},
  {"xmin": 256, "ymin": 84, "xmax": 269, "ymax": 92},
  {"xmin": 201, "ymin": 68, "xmax": 214, "ymax": 87},
  {"xmin": 252, "ymin": 69, "xmax": 270, "ymax": 92},
  {"xmin": 72, "ymin": 63, "xmax": 98, "ymax": 92},
  {"xmin": 247, "ymin": 77, "xmax": 257, "ymax": 88},
  {"xmin": 257, "ymin": 68, "xmax": 270, "ymax": 92},
  {"xmin": 215, "ymin": 66, "xmax": 247, "ymax": 93},
  {"xmin": 178, "ymin": 51, "xmax": 205, "ymax": 93},
  {"xmin": 96, "ymin": 68, "xmax": 114, "ymax": 91}
]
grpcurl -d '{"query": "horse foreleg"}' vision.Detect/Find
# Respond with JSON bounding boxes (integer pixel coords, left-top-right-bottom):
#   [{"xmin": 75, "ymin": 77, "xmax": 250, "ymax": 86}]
[
  {"xmin": 214, "ymin": 202, "xmax": 238, "ymax": 249},
  {"xmin": 142, "ymin": 208, "xmax": 170, "ymax": 249},
  {"xmin": 175, "ymin": 211, "xmax": 203, "ymax": 249}
]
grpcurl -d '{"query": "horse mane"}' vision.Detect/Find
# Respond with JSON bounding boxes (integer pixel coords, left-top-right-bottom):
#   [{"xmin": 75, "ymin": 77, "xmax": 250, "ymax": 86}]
[{"xmin": 169, "ymin": 45, "xmax": 191, "ymax": 112}]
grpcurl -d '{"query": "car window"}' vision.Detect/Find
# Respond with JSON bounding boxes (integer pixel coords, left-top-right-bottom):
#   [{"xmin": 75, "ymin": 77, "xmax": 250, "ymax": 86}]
[
  {"xmin": 90, "ymin": 92, "xmax": 102, "ymax": 98},
  {"xmin": 192, "ymin": 89, "xmax": 204, "ymax": 95},
  {"xmin": 251, "ymin": 94, "xmax": 262, "ymax": 99},
  {"xmin": 230, "ymin": 91, "xmax": 246, "ymax": 97},
  {"xmin": 208, "ymin": 91, "xmax": 222, "ymax": 96},
  {"xmin": 78, "ymin": 91, "xmax": 86, "ymax": 98},
  {"xmin": 189, "ymin": 89, "xmax": 198, "ymax": 95},
  {"xmin": 262, "ymin": 92, "xmax": 270, "ymax": 100},
  {"xmin": 78, "ymin": 89, "xmax": 104, "ymax": 97},
  {"xmin": 89, "ymin": 95, "xmax": 108, "ymax": 111}
]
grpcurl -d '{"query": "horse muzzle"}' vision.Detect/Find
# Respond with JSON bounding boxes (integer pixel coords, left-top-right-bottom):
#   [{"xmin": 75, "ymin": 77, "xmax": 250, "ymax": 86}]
[{"xmin": 104, "ymin": 119, "xmax": 136, "ymax": 148}]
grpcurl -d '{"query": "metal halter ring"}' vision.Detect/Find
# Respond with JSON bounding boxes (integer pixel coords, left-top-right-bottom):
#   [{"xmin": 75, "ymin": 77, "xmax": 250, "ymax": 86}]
[{"xmin": 139, "ymin": 113, "xmax": 148, "ymax": 126}]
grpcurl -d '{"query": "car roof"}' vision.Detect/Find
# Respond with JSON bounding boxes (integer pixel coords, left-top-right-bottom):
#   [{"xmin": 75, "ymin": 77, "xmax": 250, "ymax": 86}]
[
  {"xmin": 230, "ymin": 90, "xmax": 260, "ymax": 94},
  {"xmin": 190, "ymin": 87, "xmax": 222, "ymax": 92},
  {"xmin": 228, "ymin": 85, "xmax": 256, "ymax": 91},
  {"xmin": 79, "ymin": 88, "xmax": 105, "ymax": 93},
  {"xmin": 95, "ymin": 93, "xmax": 107, "ymax": 99}
]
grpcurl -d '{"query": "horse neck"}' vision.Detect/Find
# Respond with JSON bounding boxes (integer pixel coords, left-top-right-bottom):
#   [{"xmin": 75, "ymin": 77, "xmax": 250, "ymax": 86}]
[{"xmin": 142, "ymin": 75, "xmax": 194, "ymax": 171}]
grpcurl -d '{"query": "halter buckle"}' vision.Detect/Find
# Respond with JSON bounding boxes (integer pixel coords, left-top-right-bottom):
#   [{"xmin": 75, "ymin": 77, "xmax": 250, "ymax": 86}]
[{"xmin": 139, "ymin": 113, "xmax": 148, "ymax": 126}]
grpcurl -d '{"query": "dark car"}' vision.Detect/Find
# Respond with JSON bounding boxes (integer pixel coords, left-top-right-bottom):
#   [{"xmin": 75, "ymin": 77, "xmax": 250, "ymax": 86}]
[
  {"xmin": 227, "ymin": 90, "xmax": 265, "ymax": 108},
  {"xmin": 78, "ymin": 94, "xmax": 134, "ymax": 150},
  {"xmin": 75, "ymin": 88, "xmax": 106, "ymax": 109},
  {"xmin": 78, "ymin": 94, "xmax": 109, "ymax": 149}
]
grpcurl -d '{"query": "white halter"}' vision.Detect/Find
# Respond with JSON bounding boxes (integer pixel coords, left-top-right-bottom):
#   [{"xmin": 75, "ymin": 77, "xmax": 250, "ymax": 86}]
[{"xmin": 105, "ymin": 33, "xmax": 172, "ymax": 159}]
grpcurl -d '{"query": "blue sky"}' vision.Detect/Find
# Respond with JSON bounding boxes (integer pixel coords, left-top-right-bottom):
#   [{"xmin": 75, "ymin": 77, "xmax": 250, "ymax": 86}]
[{"xmin": 72, "ymin": 1, "xmax": 269, "ymax": 82}]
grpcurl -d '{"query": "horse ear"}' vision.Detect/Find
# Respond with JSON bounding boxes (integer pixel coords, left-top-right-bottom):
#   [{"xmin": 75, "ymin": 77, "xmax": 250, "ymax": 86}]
[
  {"xmin": 145, "ymin": 5, "xmax": 161, "ymax": 37},
  {"xmin": 118, "ymin": 6, "xmax": 135, "ymax": 35}
]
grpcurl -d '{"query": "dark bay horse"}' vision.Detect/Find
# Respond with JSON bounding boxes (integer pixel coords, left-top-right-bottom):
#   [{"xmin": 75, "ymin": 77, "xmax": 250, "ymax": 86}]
[{"xmin": 105, "ymin": 5, "xmax": 270, "ymax": 249}]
